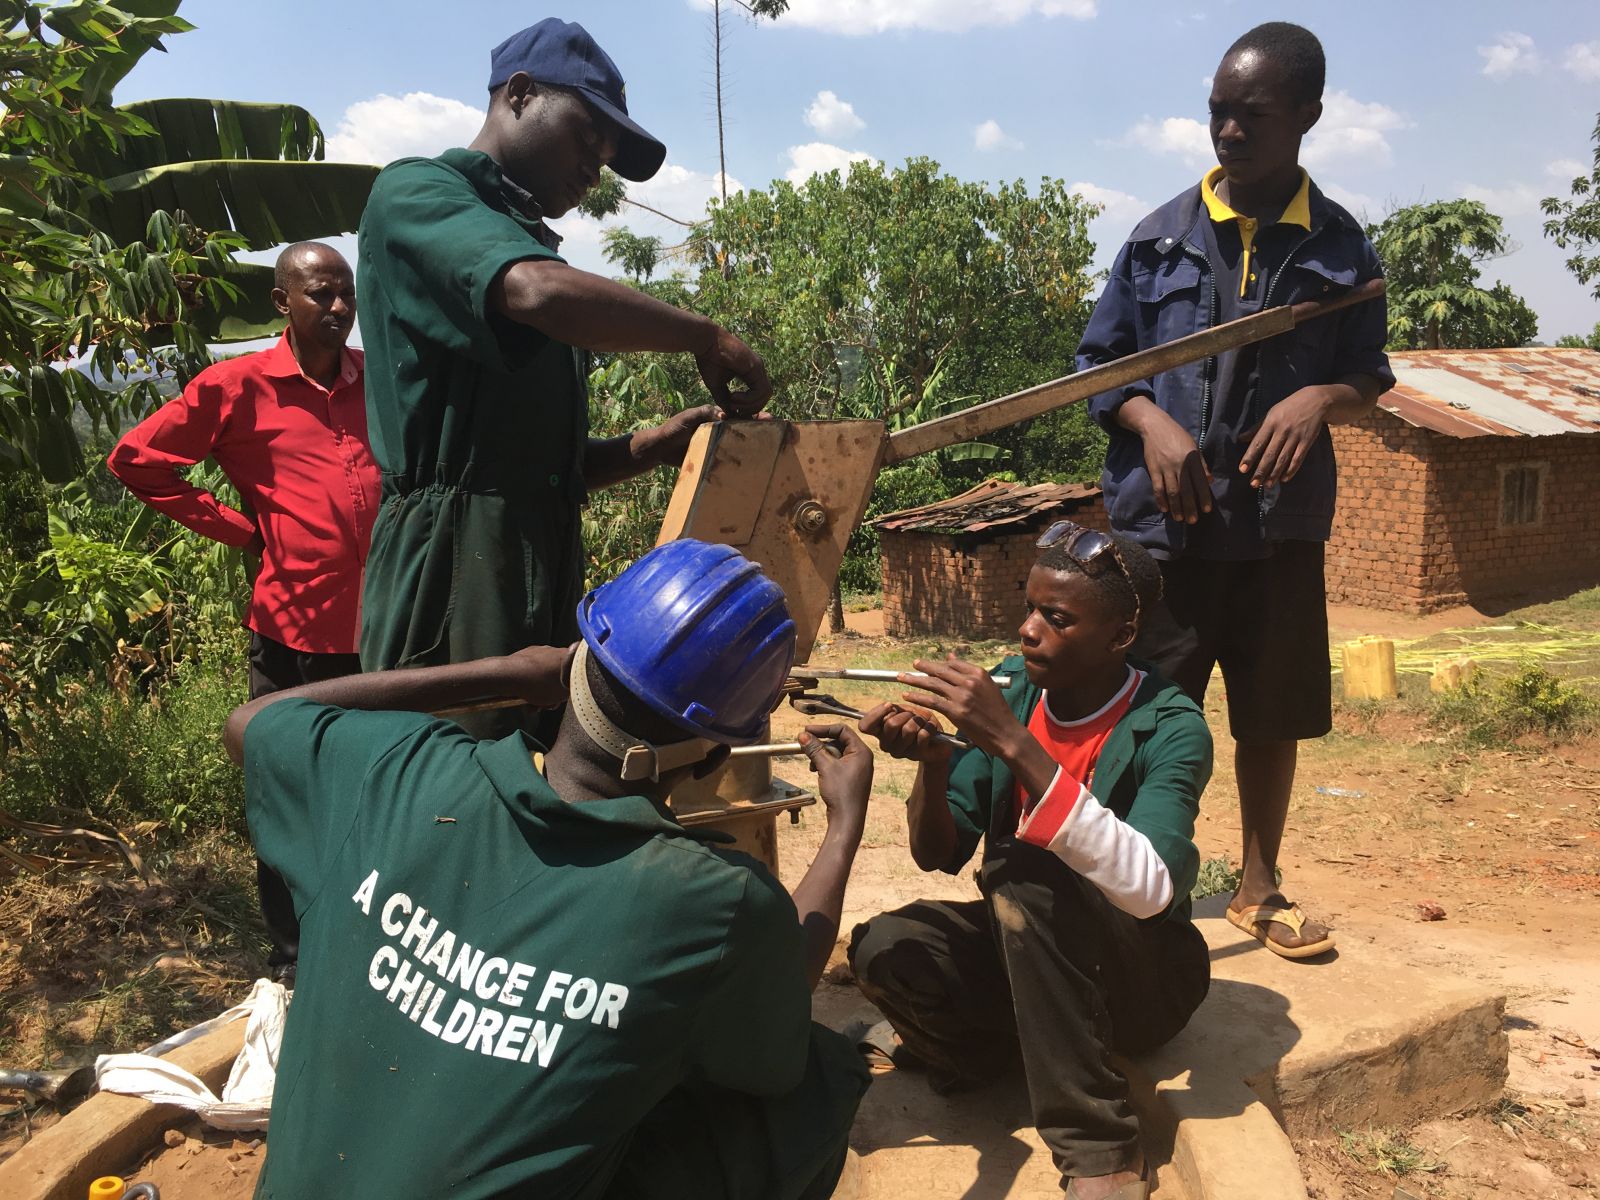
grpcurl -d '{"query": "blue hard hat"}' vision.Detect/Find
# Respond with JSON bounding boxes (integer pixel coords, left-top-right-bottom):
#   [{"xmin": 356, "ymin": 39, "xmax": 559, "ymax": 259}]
[{"xmin": 576, "ymin": 540, "xmax": 796, "ymax": 745}]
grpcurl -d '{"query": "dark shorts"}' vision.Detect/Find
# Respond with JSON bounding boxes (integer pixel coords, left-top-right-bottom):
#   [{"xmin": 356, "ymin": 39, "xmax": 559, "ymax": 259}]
[
  {"xmin": 1132, "ymin": 540, "xmax": 1331, "ymax": 743},
  {"xmin": 247, "ymin": 631, "xmax": 363, "ymax": 701}
]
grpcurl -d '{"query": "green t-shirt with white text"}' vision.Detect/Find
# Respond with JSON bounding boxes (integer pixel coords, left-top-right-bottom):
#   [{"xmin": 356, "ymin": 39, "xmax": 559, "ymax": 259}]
[{"xmin": 245, "ymin": 700, "xmax": 824, "ymax": 1199}]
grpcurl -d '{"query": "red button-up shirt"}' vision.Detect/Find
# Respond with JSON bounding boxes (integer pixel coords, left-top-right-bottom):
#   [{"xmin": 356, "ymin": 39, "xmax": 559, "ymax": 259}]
[{"xmin": 107, "ymin": 333, "xmax": 379, "ymax": 654}]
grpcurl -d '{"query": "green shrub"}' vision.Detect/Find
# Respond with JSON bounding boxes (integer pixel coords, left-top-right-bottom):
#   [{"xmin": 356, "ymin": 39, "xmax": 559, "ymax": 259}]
[
  {"xmin": 1430, "ymin": 661, "xmax": 1597, "ymax": 747},
  {"xmin": 0, "ymin": 641, "xmax": 247, "ymax": 837}
]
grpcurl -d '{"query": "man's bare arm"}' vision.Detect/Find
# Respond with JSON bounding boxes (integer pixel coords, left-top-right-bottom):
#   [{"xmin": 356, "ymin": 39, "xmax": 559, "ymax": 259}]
[
  {"xmin": 224, "ymin": 645, "xmax": 573, "ymax": 764},
  {"xmin": 490, "ymin": 260, "xmax": 770, "ymax": 412}
]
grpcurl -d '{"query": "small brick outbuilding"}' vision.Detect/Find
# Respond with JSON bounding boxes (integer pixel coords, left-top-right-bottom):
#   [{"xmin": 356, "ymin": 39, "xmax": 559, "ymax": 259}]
[
  {"xmin": 1327, "ymin": 347, "xmax": 1600, "ymax": 613},
  {"xmin": 877, "ymin": 347, "xmax": 1600, "ymax": 635},
  {"xmin": 876, "ymin": 480, "xmax": 1107, "ymax": 640}
]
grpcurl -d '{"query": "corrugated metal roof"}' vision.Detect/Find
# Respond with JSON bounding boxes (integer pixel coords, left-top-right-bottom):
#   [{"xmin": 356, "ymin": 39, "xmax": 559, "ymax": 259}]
[
  {"xmin": 1381, "ymin": 347, "xmax": 1600, "ymax": 438},
  {"xmin": 874, "ymin": 479, "xmax": 1100, "ymax": 534}
]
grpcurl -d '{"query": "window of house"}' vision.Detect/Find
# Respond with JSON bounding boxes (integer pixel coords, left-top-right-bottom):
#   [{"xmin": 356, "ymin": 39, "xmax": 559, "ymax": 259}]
[{"xmin": 1499, "ymin": 463, "xmax": 1545, "ymax": 527}]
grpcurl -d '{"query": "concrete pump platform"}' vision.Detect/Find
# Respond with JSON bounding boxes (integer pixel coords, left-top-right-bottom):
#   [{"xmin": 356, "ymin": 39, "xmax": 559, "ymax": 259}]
[{"xmin": 820, "ymin": 895, "xmax": 1509, "ymax": 1200}]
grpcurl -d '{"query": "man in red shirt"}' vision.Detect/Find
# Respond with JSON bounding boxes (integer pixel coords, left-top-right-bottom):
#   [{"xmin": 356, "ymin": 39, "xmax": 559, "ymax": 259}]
[
  {"xmin": 108, "ymin": 240, "xmax": 378, "ymax": 980},
  {"xmin": 108, "ymin": 241, "xmax": 378, "ymax": 696}
]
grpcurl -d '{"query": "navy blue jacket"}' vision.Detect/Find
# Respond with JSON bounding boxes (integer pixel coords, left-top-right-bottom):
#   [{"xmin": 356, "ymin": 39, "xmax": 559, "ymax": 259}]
[{"xmin": 1077, "ymin": 178, "xmax": 1393, "ymax": 559}]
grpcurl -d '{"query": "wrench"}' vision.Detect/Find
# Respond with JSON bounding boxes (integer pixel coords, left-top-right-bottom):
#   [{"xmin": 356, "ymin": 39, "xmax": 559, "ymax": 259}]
[
  {"xmin": 793, "ymin": 667, "xmax": 1012, "ymax": 687},
  {"xmin": 789, "ymin": 693, "xmax": 971, "ymax": 750}
]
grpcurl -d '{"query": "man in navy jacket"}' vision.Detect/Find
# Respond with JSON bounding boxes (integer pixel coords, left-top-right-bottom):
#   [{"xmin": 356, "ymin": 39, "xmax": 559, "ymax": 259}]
[{"xmin": 1077, "ymin": 21, "xmax": 1393, "ymax": 961}]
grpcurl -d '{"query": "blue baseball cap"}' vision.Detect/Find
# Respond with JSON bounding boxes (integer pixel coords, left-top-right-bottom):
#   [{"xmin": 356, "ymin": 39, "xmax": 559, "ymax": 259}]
[{"xmin": 488, "ymin": 19, "xmax": 666, "ymax": 183}]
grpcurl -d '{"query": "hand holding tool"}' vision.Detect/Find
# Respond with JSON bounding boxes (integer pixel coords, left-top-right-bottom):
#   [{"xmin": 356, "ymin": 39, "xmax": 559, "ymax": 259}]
[
  {"xmin": 794, "ymin": 666, "xmax": 1011, "ymax": 687},
  {"xmin": 789, "ymin": 692, "xmax": 971, "ymax": 750}
]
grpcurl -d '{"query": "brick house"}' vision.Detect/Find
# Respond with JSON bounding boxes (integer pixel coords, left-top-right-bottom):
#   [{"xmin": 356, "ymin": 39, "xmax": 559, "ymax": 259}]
[
  {"xmin": 1327, "ymin": 347, "xmax": 1600, "ymax": 613},
  {"xmin": 876, "ymin": 481, "xmax": 1107, "ymax": 639},
  {"xmin": 876, "ymin": 347, "xmax": 1600, "ymax": 634}
]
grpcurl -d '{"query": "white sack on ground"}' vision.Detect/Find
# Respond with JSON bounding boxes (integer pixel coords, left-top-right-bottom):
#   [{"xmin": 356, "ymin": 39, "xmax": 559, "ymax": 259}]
[{"xmin": 94, "ymin": 977, "xmax": 288, "ymax": 1132}]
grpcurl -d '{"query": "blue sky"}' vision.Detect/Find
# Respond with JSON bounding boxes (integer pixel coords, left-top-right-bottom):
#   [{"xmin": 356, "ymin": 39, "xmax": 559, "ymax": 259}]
[{"xmin": 117, "ymin": 0, "xmax": 1600, "ymax": 341}]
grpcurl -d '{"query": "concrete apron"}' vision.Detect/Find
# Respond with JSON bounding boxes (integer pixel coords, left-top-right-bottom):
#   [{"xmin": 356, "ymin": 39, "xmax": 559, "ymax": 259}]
[{"xmin": 829, "ymin": 895, "xmax": 1508, "ymax": 1199}]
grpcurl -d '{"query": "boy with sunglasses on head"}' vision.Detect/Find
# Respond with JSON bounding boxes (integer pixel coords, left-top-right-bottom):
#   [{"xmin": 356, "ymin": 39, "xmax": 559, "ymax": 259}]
[{"xmin": 852, "ymin": 523, "xmax": 1212, "ymax": 1200}]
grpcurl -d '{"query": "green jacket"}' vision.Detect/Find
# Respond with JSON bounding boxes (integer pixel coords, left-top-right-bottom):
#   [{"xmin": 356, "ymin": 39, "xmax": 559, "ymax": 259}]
[
  {"xmin": 356, "ymin": 148, "xmax": 591, "ymax": 674},
  {"xmin": 944, "ymin": 655, "xmax": 1212, "ymax": 921}
]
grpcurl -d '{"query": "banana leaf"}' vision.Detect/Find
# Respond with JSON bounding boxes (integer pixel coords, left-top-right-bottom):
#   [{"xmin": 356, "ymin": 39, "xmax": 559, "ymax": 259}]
[
  {"xmin": 182, "ymin": 260, "xmax": 284, "ymax": 343},
  {"xmin": 84, "ymin": 159, "xmax": 378, "ymax": 247},
  {"xmin": 76, "ymin": 98, "xmax": 325, "ymax": 177}
]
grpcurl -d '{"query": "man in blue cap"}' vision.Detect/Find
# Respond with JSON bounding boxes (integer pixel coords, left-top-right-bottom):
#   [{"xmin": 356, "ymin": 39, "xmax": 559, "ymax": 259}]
[
  {"xmin": 357, "ymin": 20, "xmax": 773, "ymax": 740},
  {"xmin": 227, "ymin": 540, "xmax": 873, "ymax": 1199}
]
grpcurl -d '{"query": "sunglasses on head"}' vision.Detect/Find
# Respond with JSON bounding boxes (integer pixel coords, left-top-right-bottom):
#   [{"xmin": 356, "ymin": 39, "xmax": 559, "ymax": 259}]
[{"xmin": 1035, "ymin": 520, "xmax": 1140, "ymax": 628}]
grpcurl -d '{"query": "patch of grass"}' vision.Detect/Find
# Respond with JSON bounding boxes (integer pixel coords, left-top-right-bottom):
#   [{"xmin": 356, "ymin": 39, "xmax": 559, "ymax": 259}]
[
  {"xmin": 1191, "ymin": 856, "xmax": 1243, "ymax": 901},
  {"xmin": 842, "ymin": 589, "xmax": 882, "ymax": 613},
  {"xmin": 1337, "ymin": 1128, "xmax": 1446, "ymax": 1178},
  {"xmin": 1331, "ymin": 696, "xmax": 1386, "ymax": 736},
  {"xmin": 1189, "ymin": 856, "xmax": 1283, "ymax": 901},
  {"xmin": 1430, "ymin": 661, "xmax": 1597, "ymax": 748}
]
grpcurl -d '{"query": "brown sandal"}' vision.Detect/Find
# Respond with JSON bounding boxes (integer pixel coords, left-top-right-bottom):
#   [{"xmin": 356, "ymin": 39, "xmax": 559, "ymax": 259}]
[{"xmin": 1226, "ymin": 901, "xmax": 1335, "ymax": 959}]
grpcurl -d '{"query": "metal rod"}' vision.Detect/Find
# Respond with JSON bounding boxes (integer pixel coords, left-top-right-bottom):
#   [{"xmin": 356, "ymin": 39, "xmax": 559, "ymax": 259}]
[
  {"xmin": 728, "ymin": 741, "xmax": 808, "ymax": 757},
  {"xmin": 675, "ymin": 793, "xmax": 818, "ymax": 827},
  {"xmin": 883, "ymin": 278, "xmax": 1386, "ymax": 465},
  {"xmin": 797, "ymin": 667, "xmax": 1012, "ymax": 687}
]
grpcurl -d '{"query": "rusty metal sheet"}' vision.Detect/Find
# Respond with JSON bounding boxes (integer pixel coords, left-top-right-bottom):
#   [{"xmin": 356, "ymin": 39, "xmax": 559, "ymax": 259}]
[
  {"xmin": 874, "ymin": 478, "xmax": 1101, "ymax": 533},
  {"xmin": 1381, "ymin": 347, "xmax": 1600, "ymax": 439}
]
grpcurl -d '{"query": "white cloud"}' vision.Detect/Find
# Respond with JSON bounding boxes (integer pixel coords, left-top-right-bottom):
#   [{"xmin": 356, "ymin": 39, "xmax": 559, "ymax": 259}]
[
  {"xmin": 1460, "ymin": 181, "xmax": 1545, "ymax": 217},
  {"xmin": 325, "ymin": 91, "xmax": 484, "ymax": 165},
  {"xmin": 1123, "ymin": 115, "xmax": 1212, "ymax": 166},
  {"xmin": 1478, "ymin": 32, "xmax": 1540, "ymax": 79},
  {"xmin": 1548, "ymin": 158, "xmax": 1588, "ymax": 181},
  {"xmin": 755, "ymin": 0, "xmax": 1095, "ymax": 35},
  {"xmin": 784, "ymin": 142, "xmax": 877, "ymax": 184},
  {"xmin": 1122, "ymin": 90, "xmax": 1408, "ymax": 173},
  {"xmin": 1564, "ymin": 41, "xmax": 1600, "ymax": 81},
  {"xmin": 1302, "ymin": 90, "xmax": 1410, "ymax": 170},
  {"xmin": 1320, "ymin": 183, "xmax": 1377, "ymax": 220},
  {"xmin": 1067, "ymin": 181, "xmax": 1146, "ymax": 227},
  {"xmin": 804, "ymin": 90, "xmax": 865, "ymax": 139},
  {"xmin": 974, "ymin": 119, "xmax": 1023, "ymax": 152}
]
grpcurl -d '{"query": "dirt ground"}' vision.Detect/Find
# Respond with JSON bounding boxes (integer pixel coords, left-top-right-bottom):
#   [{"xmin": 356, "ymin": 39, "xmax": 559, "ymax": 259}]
[{"xmin": 3, "ymin": 599, "xmax": 1597, "ymax": 1198}]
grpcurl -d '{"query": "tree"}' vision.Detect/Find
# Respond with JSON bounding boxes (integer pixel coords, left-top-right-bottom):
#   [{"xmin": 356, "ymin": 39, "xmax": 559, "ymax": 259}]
[
  {"xmin": 708, "ymin": 1, "xmax": 789, "ymax": 205},
  {"xmin": 691, "ymin": 156, "xmax": 1102, "ymax": 594},
  {"xmin": 1555, "ymin": 321, "xmax": 1600, "ymax": 350},
  {"xmin": 601, "ymin": 228, "xmax": 663, "ymax": 281},
  {"xmin": 1370, "ymin": 200, "xmax": 1538, "ymax": 350},
  {"xmin": 0, "ymin": 0, "xmax": 378, "ymax": 482},
  {"xmin": 1542, "ymin": 113, "xmax": 1600, "ymax": 300},
  {"xmin": 694, "ymin": 157, "xmax": 1099, "ymax": 421}
]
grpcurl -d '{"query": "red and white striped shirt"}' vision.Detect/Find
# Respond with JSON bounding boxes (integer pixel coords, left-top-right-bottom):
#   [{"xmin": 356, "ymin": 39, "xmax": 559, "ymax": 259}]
[{"xmin": 1014, "ymin": 667, "xmax": 1178, "ymax": 918}]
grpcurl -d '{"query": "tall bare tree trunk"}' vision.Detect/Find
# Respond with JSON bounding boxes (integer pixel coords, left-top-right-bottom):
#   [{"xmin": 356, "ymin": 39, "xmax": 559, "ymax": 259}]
[
  {"xmin": 828, "ymin": 579, "xmax": 846, "ymax": 633},
  {"xmin": 713, "ymin": 0, "xmax": 727, "ymax": 205}
]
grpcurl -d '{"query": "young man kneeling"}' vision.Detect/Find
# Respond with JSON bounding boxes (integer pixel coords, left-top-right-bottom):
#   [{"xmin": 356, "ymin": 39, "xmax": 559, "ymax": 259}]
[
  {"xmin": 853, "ymin": 523, "xmax": 1213, "ymax": 1200},
  {"xmin": 226, "ymin": 540, "xmax": 871, "ymax": 1200}
]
